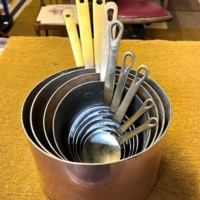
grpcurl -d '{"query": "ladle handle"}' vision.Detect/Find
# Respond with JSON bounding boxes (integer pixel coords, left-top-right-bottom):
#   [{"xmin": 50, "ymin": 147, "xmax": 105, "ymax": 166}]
[
  {"xmin": 104, "ymin": 20, "xmax": 124, "ymax": 106},
  {"xmin": 118, "ymin": 117, "xmax": 158, "ymax": 144},
  {"xmin": 110, "ymin": 51, "xmax": 135, "ymax": 113},
  {"xmin": 100, "ymin": 2, "xmax": 118, "ymax": 81},
  {"xmin": 112, "ymin": 65, "xmax": 150, "ymax": 123},
  {"xmin": 117, "ymin": 99, "xmax": 155, "ymax": 134},
  {"xmin": 63, "ymin": 9, "xmax": 84, "ymax": 67}
]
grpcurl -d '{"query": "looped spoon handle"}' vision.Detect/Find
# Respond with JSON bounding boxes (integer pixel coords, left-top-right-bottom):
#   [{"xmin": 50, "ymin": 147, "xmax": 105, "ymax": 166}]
[
  {"xmin": 112, "ymin": 65, "xmax": 150, "ymax": 123},
  {"xmin": 104, "ymin": 20, "xmax": 124, "ymax": 106},
  {"xmin": 110, "ymin": 51, "xmax": 135, "ymax": 113},
  {"xmin": 118, "ymin": 117, "xmax": 158, "ymax": 144},
  {"xmin": 117, "ymin": 98, "xmax": 155, "ymax": 134}
]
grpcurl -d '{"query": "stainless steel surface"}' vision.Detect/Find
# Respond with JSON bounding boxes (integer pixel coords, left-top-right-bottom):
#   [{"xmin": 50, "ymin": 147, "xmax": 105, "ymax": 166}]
[
  {"xmin": 69, "ymin": 105, "xmax": 137, "ymax": 161},
  {"xmin": 74, "ymin": 114, "xmax": 119, "ymax": 162},
  {"xmin": 69, "ymin": 106, "xmax": 109, "ymax": 161},
  {"xmin": 82, "ymin": 117, "xmax": 158, "ymax": 163},
  {"xmin": 30, "ymin": 69, "xmax": 96, "ymax": 160},
  {"xmin": 104, "ymin": 20, "xmax": 124, "ymax": 105},
  {"xmin": 75, "ymin": 0, "xmax": 94, "ymax": 68},
  {"xmin": 110, "ymin": 51, "xmax": 135, "ymax": 113},
  {"xmin": 113, "ymin": 65, "xmax": 150, "ymax": 123},
  {"xmin": 53, "ymin": 81, "xmax": 104, "ymax": 160},
  {"xmin": 22, "ymin": 65, "xmax": 172, "ymax": 200},
  {"xmin": 100, "ymin": 2, "xmax": 118, "ymax": 81},
  {"xmin": 43, "ymin": 72, "xmax": 98, "ymax": 159},
  {"xmin": 28, "ymin": 135, "xmax": 165, "ymax": 200},
  {"xmin": 65, "ymin": 82, "xmax": 148, "ymax": 161},
  {"xmin": 63, "ymin": 9, "xmax": 84, "ymax": 67},
  {"xmin": 22, "ymin": 67, "xmax": 83, "ymax": 149}
]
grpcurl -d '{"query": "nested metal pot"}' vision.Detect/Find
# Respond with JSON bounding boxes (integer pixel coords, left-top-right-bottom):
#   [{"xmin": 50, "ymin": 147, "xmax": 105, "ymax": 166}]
[
  {"xmin": 52, "ymin": 81, "xmax": 150, "ymax": 161},
  {"xmin": 21, "ymin": 66, "xmax": 172, "ymax": 200}
]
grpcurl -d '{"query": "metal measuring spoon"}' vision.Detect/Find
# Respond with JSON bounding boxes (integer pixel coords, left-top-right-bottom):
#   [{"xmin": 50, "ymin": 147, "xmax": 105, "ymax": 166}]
[
  {"xmin": 82, "ymin": 117, "xmax": 158, "ymax": 163},
  {"xmin": 110, "ymin": 51, "xmax": 135, "ymax": 114},
  {"xmin": 81, "ymin": 99, "xmax": 154, "ymax": 159},
  {"xmin": 79, "ymin": 126, "xmax": 127, "ymax": 162},
  {"xmin": 112, "ymin": 65, "xmax": 150, "ymax": 124},
  {"xmin": 79, "ymin": 115, "xmax": 136, "ymax": 161},
  {"xmin": 74, "ymin": 118, "xmax": 120, "ymax": 162},
  {"xmin": 104, "ymin": 20, "xmax": 124, "ymax": 106}
]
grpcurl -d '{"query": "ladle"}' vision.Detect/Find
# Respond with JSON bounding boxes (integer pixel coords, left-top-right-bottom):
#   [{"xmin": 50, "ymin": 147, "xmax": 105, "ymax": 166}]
[{"xmin": 82, "ymin": 117, "xmax": 158, "ymax": 163}]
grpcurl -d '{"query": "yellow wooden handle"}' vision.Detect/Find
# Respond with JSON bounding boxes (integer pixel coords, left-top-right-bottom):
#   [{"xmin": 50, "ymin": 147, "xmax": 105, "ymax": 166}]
[
  {"xmin": 93, "ymin": 0, "xmax": 106, "ymax": 73},
  {"xmin": 75, "ymin": 0, "xmax": 94, "ymax": 69},
  {"xmin": 63, "ymin": 9, "xmax": 84, "ymax": 67}
]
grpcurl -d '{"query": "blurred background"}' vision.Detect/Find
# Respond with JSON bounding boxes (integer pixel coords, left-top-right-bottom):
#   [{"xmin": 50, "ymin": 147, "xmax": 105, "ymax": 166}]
[{"xmin": 0, "ymin": 0, "xmax": 200, "ymax": 40}]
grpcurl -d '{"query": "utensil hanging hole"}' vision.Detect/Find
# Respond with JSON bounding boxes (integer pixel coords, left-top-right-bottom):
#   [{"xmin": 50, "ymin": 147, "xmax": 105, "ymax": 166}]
[
  {"xmin": 123, "ymin": 52, "xmax": 134, "ymax": 68},
  {"xmin": 111, "ymin": 25, "xmax": 120, "ymax": 40},
  {"xmin": 148, "ymin": 117, "xmax": 158, "ymax": 127},
  {"xmin": 66, "ymin": 14, "xmax": 71, "ymax": 17},
  {"xmin": 96, "ymin": 0, "xmax": 103, "ymax": 5},
  {"xmin": 80, "ymin": 0, "xmax": 84, "ymax": 3},
  {"xmin": 138, "ymin": 65, "xmax": 149, "ymax": 76},
  {"xmin": 107, "ymin": 9, "xmax": 114, "ymax": 21},
  {"xmin": 144, "ymin": 99, "xmax": 154, "ymax": 109},
  {"xmin": 109, "ymin": 21, "xmax": 123, "ymax": 41}
]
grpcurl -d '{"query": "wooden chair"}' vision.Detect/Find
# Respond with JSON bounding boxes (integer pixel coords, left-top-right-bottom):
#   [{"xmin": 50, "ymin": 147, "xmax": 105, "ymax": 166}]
[
  {"xmin": 116, "ymin": 0, "xmax": 172, "ymax": 39},
  {"xmin": 34, "ymin": 0, "xmax": 77, "ymax": 36}
]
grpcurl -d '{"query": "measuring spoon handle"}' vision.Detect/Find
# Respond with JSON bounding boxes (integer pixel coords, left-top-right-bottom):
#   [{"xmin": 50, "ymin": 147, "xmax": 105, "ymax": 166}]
[
  {"xmin": 100, "ymin": 2, "xmax": 118, "ymax": 81},
  {"xmin": 117, "ymin": 99, "xmax": 155, "ymax": 134},
  {"xmin": 104, "ymin": 20, "xmax": 124, "ymax": 106},
  {"xmin": 112, "ymin": 65, "xmax": 150, "ymax": 123},
  {"xmin": 118, "ymin": 117, "xmax": 158, "ymax": 144},
  {"xmin": 110, "ymin": 51, "xmax": 135, "ymax": 113}
]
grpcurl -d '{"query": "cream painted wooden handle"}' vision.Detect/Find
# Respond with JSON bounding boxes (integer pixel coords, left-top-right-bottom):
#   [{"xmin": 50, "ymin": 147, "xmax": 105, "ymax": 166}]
[
  {"xmin": 93, "ymin": 0, "xmax": 105, "ymax": 73},
  {"xmin": 63, "ymin": 9, "xmax": 84, "ymax": 67},
  {"xmin": 76, "ymin": 0, "xmax": 94, "ymax": 69}
]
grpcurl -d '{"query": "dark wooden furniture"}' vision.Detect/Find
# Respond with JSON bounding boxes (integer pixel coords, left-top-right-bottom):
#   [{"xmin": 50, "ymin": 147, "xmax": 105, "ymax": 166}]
[
  {"xmin": 117, "ymin": 0, "xmax": 172, "ymax": 39},
  {"xmin": 0, "ymin": 31, "xmax": 9, "ymax": 38},
  {"xmin": 34, "ymin": 0, "xmax": 171, "ymax": 38}
]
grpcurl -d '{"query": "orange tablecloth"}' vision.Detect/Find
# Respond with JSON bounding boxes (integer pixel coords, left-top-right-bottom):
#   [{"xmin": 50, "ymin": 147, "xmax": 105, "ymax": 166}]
[{"xmin": 0, "ymin": 37, "xmax": 199, "ymax": 200}]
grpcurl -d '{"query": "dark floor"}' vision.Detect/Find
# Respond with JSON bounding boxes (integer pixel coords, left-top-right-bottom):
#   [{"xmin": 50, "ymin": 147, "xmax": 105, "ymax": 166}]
[{"xmin": 6, "ymin": 0, "xmax": 200, "ymax": 40}]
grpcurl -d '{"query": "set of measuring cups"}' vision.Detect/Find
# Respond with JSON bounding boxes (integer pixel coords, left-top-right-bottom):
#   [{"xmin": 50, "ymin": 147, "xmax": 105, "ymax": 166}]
[
  {"xmin": 21, "ymin": 5, "xmax": 172, "ymax": 198},
  {"xmin": 22, "ymin": 54, "xmax": 169, "ymax": 165}
]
